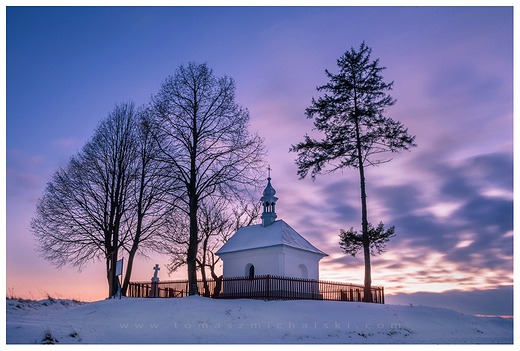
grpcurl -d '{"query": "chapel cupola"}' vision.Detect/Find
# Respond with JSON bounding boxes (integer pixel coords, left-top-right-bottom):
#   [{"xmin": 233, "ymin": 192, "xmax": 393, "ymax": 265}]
[{"xmin": 260, "ymin": 170, "xmax": 278, "ymax": 227}]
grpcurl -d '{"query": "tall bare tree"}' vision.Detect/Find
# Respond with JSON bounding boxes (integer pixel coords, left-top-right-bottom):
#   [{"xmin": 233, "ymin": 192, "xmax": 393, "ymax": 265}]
[
  {"xmin": 119, "ymin": 108, "xmax": 173, "ymax": 296},
  {"xmin": 291, "ymin": 42, "xmax": 416, "ymax": 301},
  {"xmin": 151, "ymin": 62, "xmax": 265, "ymax": 295},
  {"xmin": 31, "ymin": 102, "xmax": 171, "ymax": 298}
]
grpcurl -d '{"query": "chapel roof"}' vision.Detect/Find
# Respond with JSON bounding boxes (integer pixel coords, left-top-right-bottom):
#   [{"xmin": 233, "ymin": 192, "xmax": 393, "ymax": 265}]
[{"xmin": 215, "ymin": 219, "xmax": 328, "ymax": 256}]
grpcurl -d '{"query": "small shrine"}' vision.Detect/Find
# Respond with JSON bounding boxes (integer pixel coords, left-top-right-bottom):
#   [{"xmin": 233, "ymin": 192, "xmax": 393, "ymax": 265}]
[{"xmin": 216, "ymin": 175, "xmax": 328, "ymax": 281}]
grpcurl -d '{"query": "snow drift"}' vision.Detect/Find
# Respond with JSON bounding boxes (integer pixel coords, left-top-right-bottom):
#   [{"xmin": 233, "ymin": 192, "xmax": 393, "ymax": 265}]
[{"xmin": 6, "ymin": 296, "xmax": 512, "ymax": 344}]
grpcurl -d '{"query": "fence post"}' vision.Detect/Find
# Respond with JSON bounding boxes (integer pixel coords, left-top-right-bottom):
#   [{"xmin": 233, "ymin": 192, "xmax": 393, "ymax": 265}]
[{"xmin": 266, "ymin": 275, "xmax": 270, "ymax": 301}]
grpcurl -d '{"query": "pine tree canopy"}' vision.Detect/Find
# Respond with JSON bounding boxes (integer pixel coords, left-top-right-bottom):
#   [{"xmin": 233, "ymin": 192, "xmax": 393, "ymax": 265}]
[
  {"xmin": 291, "ymin": 41, "xmax": 416, "ymax": 180},
  {"xmin": 339, "ymin": 222, "xmax": 396, "ymax": 257}
]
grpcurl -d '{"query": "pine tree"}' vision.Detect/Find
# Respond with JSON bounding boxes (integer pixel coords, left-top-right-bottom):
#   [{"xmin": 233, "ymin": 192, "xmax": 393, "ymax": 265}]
[{"xmin": 291, "ymin": 42, "xmax": 416, "ymax": 302}]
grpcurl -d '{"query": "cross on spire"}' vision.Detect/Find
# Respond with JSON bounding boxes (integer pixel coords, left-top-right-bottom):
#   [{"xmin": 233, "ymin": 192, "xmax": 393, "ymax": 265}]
[{"xmin": 268, "ymin": 165, "xmax": 272, "ymax": 178}]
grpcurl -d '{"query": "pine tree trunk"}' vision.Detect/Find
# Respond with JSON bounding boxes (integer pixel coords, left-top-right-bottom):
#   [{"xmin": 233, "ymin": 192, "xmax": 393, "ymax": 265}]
[
  {"xmin": 358, "ymin": 162, "xmax": 372, "ymax": 302},
  {"xmin": 354, "ymin": 109, "xmax": 373, "ymax": 303}
]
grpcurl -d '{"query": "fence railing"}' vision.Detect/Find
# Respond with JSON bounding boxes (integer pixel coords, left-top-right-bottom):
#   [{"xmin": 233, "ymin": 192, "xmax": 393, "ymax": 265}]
[{"xmin": 128, "ymin": 275, "xmax": 384, "ymax": 304}]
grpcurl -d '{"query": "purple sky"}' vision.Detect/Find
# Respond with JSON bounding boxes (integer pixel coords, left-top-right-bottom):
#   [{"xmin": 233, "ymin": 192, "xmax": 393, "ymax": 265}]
[{"xmin": 5, "ymin": 6, "xmax": 513, "ymax": 315}]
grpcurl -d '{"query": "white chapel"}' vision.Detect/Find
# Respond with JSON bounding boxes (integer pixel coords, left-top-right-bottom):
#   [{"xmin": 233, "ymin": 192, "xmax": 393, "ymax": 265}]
[{"xmin": 216, "ymin": 175, "xmax": 328, "ymax": 280}]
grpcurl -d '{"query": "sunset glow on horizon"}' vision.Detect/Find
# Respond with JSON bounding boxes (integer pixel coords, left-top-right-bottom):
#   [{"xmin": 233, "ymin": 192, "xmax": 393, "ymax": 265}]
[{"xmin": 5, "ymin": 6, "xmax": 513, "ymax": 315}]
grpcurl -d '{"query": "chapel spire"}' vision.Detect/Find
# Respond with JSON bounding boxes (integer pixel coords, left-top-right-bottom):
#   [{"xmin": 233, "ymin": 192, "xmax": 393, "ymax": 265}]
[{"xmin": 260, "ymin": 166, "xmax": 278, "ymax": 227}]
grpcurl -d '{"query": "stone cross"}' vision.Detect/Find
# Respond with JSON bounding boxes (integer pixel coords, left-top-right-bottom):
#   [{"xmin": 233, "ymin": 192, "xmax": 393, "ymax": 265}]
[{"xmin": 152, "ymin": 264, "xmax": 160, "ymax": 282}]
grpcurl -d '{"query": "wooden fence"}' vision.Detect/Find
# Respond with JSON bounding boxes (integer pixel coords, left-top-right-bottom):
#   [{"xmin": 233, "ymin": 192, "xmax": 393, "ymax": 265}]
[{"xmin": 128, "ymin": 275, "xmax": 384, "ymax": 304}]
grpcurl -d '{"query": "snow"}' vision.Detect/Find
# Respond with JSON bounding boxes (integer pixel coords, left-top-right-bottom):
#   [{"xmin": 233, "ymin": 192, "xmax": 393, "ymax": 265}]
[
  {"xmin": 5, "ymin": 296, "xmax": 512, "ymax": 344},
  {"xmin": 216, "ymin": 220, "xmax": 327, "ymax": 256}
]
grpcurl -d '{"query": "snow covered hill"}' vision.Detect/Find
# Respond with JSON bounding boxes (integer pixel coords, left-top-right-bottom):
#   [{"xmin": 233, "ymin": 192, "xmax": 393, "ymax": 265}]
[{"xmin": 6, "ymin": 296, "xmax": 513, "ymax": 344}]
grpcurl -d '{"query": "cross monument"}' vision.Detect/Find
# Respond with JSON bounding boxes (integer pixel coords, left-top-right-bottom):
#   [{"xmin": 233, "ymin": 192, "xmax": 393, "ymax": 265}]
[{"xmin": 152, "ymin": 264, "xmax": 160, "ymax": 283}]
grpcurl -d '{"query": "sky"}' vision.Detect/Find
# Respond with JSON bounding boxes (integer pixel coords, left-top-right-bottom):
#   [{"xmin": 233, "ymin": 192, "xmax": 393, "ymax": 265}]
[{"xmin": 4, "ymin": 6, "xmax": 514, "ymax": 316}]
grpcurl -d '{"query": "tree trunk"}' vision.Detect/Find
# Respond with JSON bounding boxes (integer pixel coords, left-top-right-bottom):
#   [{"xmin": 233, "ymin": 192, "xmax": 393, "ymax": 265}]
[
  {"xmin": 106, "ymin": 255, "xmax": 112, "ymax": 298},
  {"xmin": 199, "ymin": 235, "xmax": 210, "ymax": 297},
  {"xmin": 121, "ymin": 247, "xmax": 137, "ymax": 296},
  {"xmin": 187, "ymin": 104, "xmax": 200, "ymax": 296},
  {"xmin": 358, "ymin": 161, "xmax": 372, "ymax": 302},
  {"xmin": 213, "ymin": 276, "xmax": 223, "ymax": 298},
  {"xmin": 200, "ymin": 266, "xmax": 210, "ymax": 297},
  {"xmin": 106, "ymin": 248, "xmax": 118, "ymax": 298},
  {"xmin": 111, "ymin": 249, "xmax": 119, "ymax": 298},
  {"xmin": 210, "ymin": 264, "xmax": 223, "ymax": 298},
  {"xmin": 354, "ymin": 110, "xmax": 372, "ymax": 303},
  {"xmin": 187, "ymin": 195, "xmax": 199, "ymax": 296},
  {"xmin": 122, "ymin": 172, "xmax": 146, "ymax": 296}
]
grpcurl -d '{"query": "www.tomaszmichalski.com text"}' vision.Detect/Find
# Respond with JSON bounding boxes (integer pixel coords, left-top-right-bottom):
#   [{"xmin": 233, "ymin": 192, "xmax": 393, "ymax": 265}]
[{"xmin": 119, "ymin": 321, "xmax": 403, "ymax": 330}]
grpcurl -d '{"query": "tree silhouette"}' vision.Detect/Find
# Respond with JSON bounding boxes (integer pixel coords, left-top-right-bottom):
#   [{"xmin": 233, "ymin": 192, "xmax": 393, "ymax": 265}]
[
  {"xmin": 31, "ymin": 102, "xmax": 171, "ymax": 298},
  {"xmin": 151, "ymin": 62, "xmax": 265, "ymax": 295},
  {"xmin": 291, "ymin": 42, "xmax": 416, "ymax": 301},
  {"xmin": 161, "ymin": 198, "xmax": 261, "ymax": 297}
]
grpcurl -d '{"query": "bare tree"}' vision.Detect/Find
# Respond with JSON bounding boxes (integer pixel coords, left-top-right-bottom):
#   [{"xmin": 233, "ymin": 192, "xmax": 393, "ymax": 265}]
[
  {"xmin": 31, "ymin": 102, "xmax": 172, "ymax": 298},
  {"xmin": 205, "ymin": 200, "xmax": 261, "ymax": 297},
  {"xmin": 151, "ymin": 62, "xmax": 265, "ymax": 295},
  {"xmin": 119, "ymin": 108, "xmax": 173, "ymax": 296},
  {"xmin": 196, "ymin": 198, "xmax": 230, "ymax": 296},
  {"xmin": 161, "ymin": 197, "xmax": 261, "ymax": 297},
  {"xmin": 197, "ymin": 198, "xmax": 261, "ymax": 296}
]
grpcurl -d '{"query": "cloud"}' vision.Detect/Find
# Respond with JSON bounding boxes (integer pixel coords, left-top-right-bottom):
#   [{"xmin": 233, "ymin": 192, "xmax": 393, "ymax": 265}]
[
  {"xmin": 373, "ymin": 184, "xmax": 426, "ymax": 218},
  {"xmin": 334, "ymin": 150, "xmax": 515, "ymax": 292},
  {"xmin": 277, "ymin": 141, "xmax": 513, "ymax": 293},
  {"xmin": 432, "ymin": 153, "xmax": 513, "ymax": 271},
  {"xmin": 466, "ymin": 152, "xmax": 513, "ymax": 192},
  {"xmin": 321, "ymin": 180, "xmax": 360, "ymax": 224}
]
